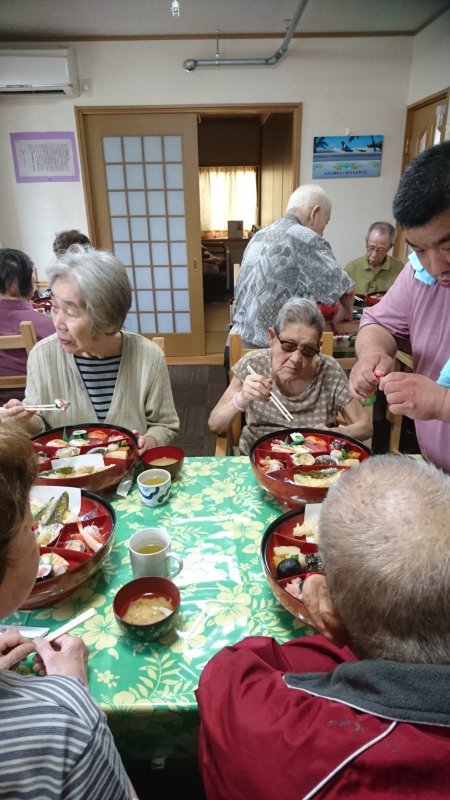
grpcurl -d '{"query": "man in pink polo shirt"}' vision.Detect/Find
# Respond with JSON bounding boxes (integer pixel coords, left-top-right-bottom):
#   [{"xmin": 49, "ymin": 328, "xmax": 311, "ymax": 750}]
[{"xmin": 349, "ymin": 141, "xmax": 450, "ymax": 473}]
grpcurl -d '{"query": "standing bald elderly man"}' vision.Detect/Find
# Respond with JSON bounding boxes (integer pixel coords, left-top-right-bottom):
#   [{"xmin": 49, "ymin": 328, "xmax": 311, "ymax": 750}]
[{"xmin": 229, "ymin": 184, "xmax": 354, "ymax": 349}]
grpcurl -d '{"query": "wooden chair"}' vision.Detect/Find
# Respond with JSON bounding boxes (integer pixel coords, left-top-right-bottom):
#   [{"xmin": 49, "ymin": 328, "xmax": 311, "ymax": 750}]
[
  {"xmin": 152, "ymin": 337, "xmax": 165, "ymax": 353},
  {"xmin": 215, "ymin": 331, "xmax": 334, "ymax": 456},
  {"xmin": 0, "ymin": 320, "xmax": 37, "ymax": 393},
  {"xmin": 386, "ymin": 349, "xmax": 417, "ymax": 455}
]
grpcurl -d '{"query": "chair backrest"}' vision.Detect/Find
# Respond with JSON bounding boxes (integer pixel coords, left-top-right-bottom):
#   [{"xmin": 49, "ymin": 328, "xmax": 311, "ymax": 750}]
[
  {"xmin": 0, "ymin": 321, "xmax": 37, "ymax": 391},
  {"xmin": 386, "ymin": 349, "xmax": 418, "ymax": 455},
  {"xmin": 216, "ymin": 331, "xmax": 335, "ymax": 455},
  {"xmin": 152, "ymin": 336, "xmax": 165, "ymax": 353}
]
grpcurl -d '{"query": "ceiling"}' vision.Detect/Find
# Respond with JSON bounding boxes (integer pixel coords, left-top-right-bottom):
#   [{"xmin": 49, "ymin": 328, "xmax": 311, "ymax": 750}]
[{"xmin": 1, "ymin": 0, "xmax": 448, "ymax": 41}]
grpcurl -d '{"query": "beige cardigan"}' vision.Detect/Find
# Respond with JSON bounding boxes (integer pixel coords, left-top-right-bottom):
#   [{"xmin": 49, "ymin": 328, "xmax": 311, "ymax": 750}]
[{"xmin": 25, "ymin": 332, "xmax": 180, "ymax": 445}]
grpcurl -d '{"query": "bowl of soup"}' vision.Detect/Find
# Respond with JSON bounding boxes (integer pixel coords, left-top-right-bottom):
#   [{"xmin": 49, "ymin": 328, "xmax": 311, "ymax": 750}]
[
  {"xmin": 250, "ymin": 428, "xmax": 370, "ymax": 507},
  {"xmin": 141, "ymin": 446, "xmax": 184, "ymax": 480},
  {"xmin": 113, "ymin": 577, "xmax": 180, "ymax": 641}
]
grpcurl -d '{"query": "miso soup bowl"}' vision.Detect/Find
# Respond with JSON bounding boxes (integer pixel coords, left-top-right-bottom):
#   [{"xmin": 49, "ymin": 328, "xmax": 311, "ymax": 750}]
[
  {"xmin": 141, "ymin": 446, "xmax": 184, "ymax": 480},
  {"xmin": 113, "ymin": 576, "xmax": 180, "ymax": 642}
]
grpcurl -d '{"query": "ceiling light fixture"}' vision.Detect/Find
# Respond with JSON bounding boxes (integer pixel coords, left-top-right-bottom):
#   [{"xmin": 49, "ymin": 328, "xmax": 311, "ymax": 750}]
[{"xmin": 171, "ymin": 0, "xmax": 180, "ymax": 17}]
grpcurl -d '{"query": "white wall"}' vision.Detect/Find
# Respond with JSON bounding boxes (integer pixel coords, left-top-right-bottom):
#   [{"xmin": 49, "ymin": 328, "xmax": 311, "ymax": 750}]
[
  {"xmin": 0, "ymin": 33, "xmax": 427, "ymax": 277},
  {"xmin": 408, "ymin": 9, "xmax": 450, "ymax": 104}
]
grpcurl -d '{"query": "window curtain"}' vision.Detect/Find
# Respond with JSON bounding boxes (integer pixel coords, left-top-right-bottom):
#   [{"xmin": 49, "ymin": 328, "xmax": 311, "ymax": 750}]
[{"xmin": 199, "ymin": 167, "xmax": 257, "ymax": 234}]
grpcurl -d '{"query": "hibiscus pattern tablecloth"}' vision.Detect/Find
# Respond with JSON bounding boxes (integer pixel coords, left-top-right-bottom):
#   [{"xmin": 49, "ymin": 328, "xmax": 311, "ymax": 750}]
[{"xmin": 4, "ymin": 457, "xmax": 310, "ymax": 762}]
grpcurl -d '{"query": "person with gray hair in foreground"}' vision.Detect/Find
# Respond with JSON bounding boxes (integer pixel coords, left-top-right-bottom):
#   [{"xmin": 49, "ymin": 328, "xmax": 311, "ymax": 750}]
[
  {"xmin": 229, "ymin": 183, "xmax": 354, "ymax": 349},
  {"xmin": 210, "ymin": 297, "xmax": 370, "ymax": 453},
  {"xmin": 196, "ymin": 455, "xmax": 450, "ymax": 800},
  {"xmin": 1, "ymin": 245, "xmax": 179, "ymax": 455}
]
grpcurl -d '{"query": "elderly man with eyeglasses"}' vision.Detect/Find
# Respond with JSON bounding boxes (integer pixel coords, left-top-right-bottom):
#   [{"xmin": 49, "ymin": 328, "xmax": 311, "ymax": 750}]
[{"xmin": 344, "ymin": 221, "xmax": 405, "ymax": 294}]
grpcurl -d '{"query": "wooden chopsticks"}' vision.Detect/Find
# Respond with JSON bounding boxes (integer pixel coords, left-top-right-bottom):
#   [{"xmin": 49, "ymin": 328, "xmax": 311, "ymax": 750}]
[{"xmin": 247, "ymin": 365, "xmax": 293, "ymax": 422}]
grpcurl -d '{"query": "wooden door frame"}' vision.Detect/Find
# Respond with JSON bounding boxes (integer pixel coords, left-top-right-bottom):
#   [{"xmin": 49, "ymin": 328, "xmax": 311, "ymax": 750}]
[
  {"xmin": 76, "ymin": 103, "xmax": 302, "ymax": 364},
  {"xmin": 401, "ymin": 88, "xmax": 449, "ymax": 172},
  {"xmin": 76, "ymin": 102, "xmax": 302, "ymax": 234},
  {"xmin": 394, "ymin": 88, "xmax": 449, "ymax": 259}
]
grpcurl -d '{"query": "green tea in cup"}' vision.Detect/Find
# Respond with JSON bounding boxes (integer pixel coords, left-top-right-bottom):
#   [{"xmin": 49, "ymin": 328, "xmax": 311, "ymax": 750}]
[
  {"xmin": 128, "ymin": 527, "xmax": 183, "ymax": 579},
  {"xmin": 137, "ymin": 468, "xmax": 171, "ymax": 507},
  {"xmin": 137, "ymin": 543, "xmax": 164, "ymax": 554}
]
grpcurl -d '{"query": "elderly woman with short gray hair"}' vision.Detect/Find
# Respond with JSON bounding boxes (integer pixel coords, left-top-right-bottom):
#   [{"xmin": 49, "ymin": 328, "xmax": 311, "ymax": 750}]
[
  {"xmin": 2, "ymin": 245, "xmax": 179, "ymax": 455},
  {"xmin": 209, "ymin": 297, "xmax": 371, "ymax": 453}
]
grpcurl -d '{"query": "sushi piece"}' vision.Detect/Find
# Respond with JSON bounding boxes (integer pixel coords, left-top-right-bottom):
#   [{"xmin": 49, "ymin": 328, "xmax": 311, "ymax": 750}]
[
  {"xmin": 55, "ymin": 446, "xmax": 80, "ymax": 458},
  {"xmin": 36, "ymin": 552, "xmax": 69, "ymax": 580},
  {"xmin": 54, "ymin": 398, "xmax": 70, "ymax": 410},
  {"xmin": 46, "ymin": 438, "xmax": 69, "ymax": 448}
]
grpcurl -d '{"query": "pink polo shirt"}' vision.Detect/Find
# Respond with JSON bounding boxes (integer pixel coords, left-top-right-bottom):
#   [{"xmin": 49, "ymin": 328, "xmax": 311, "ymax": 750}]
[{"xmin": 360, "ymin": 263, "xmax": 450, "ymax": 473}]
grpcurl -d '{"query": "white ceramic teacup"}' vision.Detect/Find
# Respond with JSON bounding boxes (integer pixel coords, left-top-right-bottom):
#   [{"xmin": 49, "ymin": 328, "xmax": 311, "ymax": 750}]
[
  {"xmin": 128, "ymin": 527, "xmax": 183, "ymax": 579},
  {"xmin": 137, "ymin": 468, "xmax": 171, "ymax": 507}
]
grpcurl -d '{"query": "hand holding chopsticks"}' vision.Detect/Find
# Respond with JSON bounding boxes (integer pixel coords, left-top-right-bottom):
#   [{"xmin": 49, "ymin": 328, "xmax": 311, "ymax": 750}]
[
  {"xmin": 45, "ymin": 607, "xmax": 96, "ymax": 642},
  {"xmin": 247, "ymin": 365, "xmax": 293, "ymax": 422},
  {"xmin": 22, "ymin": 398, "xmax": 70, "ymax": 412}
]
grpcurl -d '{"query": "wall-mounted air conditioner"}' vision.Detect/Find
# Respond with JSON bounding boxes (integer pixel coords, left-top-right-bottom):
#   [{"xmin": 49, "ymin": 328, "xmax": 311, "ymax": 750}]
[{"xmin": 0, "ymin": 47, "xmax": 80, "ymax": 97}]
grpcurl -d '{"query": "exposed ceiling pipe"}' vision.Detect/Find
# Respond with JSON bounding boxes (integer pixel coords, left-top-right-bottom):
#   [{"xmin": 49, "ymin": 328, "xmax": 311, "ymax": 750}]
[{"xmin": 183, "ymin": 0, "xmax": 309, "ymax": 72}]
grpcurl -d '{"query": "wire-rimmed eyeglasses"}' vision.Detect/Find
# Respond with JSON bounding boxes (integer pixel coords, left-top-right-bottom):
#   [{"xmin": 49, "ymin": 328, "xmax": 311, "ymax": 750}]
[{"xmin": 366, "ymin": 244, "xmax": 390, "ymax": 255}]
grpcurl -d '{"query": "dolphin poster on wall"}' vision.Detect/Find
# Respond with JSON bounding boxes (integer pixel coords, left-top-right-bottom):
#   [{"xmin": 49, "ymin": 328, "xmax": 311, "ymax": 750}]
[{"xmin": 312, "ymin": 135, "xmax": 384, "ymax": 179}]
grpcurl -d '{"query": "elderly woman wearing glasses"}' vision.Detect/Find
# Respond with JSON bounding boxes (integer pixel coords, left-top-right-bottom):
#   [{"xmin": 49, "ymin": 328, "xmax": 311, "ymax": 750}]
[{"xmin": 209, "ymin": 298, "xmax": 371, "ymax": 453}]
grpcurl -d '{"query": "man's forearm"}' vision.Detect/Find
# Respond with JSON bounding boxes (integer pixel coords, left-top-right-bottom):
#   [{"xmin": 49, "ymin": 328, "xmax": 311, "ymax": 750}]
[
  {"xmin": 339, "ymin": 287, "xmax": 354, "ymax": 318},
  {"xmin": 355, "ymin": 323, "xmax": 398, "ymax": 359}
]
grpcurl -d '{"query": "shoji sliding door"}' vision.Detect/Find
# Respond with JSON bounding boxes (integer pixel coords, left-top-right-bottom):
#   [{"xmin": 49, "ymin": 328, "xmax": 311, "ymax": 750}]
[{"xmin": 77, "ymin": 109, "xmax": 204, "ymax": 357}]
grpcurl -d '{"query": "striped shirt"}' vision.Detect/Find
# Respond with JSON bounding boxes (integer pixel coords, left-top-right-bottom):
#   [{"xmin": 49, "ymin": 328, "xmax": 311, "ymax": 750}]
[
  {"xmin": 0, "ymin": 670, "xmax": 131, "ymax": 799},
  {"xmin": 74, "ymin": 354, "xmax": 121, "ymax": 422}
]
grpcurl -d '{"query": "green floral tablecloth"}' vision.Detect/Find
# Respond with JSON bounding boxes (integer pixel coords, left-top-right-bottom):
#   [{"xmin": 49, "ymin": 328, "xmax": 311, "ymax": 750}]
[{"xmin": 4, "ymin": 457, "xmax": 310, "ymax": 763}]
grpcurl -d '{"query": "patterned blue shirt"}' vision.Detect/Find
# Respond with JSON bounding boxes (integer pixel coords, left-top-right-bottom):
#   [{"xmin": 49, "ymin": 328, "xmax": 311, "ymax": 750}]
[{"xmin": 232, "ymin": 215, "xmax": 353, "ymax": 347}]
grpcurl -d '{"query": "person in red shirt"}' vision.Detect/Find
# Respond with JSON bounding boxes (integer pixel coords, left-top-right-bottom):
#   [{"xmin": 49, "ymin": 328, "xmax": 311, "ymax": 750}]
[
  {"xmin": 196, "ymin": 455, "xmax": 450, "ymax": 800},
  {"xmin": 0, "ymin": 248, "xmax": 54, "ymax": 404}
]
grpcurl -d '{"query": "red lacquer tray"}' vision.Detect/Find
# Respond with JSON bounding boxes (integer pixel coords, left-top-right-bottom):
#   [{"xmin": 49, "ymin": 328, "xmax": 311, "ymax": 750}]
[{"xmin": 22, "ymin": 490, "xmax": 116, "ymax": 609}]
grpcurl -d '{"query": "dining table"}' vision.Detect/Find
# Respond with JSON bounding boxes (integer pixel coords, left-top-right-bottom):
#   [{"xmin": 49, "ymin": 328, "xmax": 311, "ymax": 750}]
[{"xmin": 2, "ymin": 456, "xmax": 311, "ymax": 767}]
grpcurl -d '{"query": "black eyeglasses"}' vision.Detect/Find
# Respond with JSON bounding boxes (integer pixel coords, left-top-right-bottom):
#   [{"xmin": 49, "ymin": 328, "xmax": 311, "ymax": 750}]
[{"xmin": 274, "ymin": 330, "xmax": 320, "ymax": 358}]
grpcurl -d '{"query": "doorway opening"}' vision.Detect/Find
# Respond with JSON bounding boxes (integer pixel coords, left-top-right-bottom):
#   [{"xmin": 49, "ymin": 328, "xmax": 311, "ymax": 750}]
[
  {"xmin": 197, "ymin": 107, "xmax": 300, "ymax": 356},
  {"xmin": 77, "ymin": 103, "xmax": 301, "ymax": 362}
]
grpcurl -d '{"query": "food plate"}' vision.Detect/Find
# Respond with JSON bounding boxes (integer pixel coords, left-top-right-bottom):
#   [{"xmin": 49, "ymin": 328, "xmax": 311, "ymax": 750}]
[
  {"xmin": 22, "ymin": 487, "xmax": 116, "ymax": 609},
  {"xmin": 261, "ymin": 508, "xmax": 321, "ymax": 622},
  {"xmin": 250, "ymin": 427, "xmax": 370, "ymax": 507},
  {"xmin": 32, "ymin": 423, "xmax": 138, "ymax": 496}
]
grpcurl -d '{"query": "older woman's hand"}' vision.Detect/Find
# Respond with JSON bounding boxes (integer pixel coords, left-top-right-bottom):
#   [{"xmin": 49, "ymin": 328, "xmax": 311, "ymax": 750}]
[
  {"xmin": 238, "ymin": 372, "xmax": 273, "ymax": 410},
  {"xmin": 0, "ymin": 630, "xmax": 34, "ymax": 669},
  {"xmin": 32, "ymin": 634, "xmax": 88, "ymax": 685},
  {"xmin": 0, "ymin": 399, "xmax": 36, "ymax": 423},
  {"xmin": 132, "ymin": 430, "xmax": 158, "ymax": 456}
]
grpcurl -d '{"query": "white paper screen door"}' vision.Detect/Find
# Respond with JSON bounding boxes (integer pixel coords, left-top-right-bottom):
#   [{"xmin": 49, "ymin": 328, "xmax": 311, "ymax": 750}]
[{"xmin": 77, "ymin": 111, "xmax": 204, "ymax": 357}]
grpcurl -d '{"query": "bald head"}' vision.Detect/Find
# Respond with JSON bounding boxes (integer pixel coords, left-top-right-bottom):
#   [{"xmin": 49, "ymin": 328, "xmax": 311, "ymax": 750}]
[
  {"xmin": 319, "ymin": 455, "xmax": 450, "ymax": 664},
  {"xmin": 285, "ymin": 184, "xmax": 331, "ymax": 236}
]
